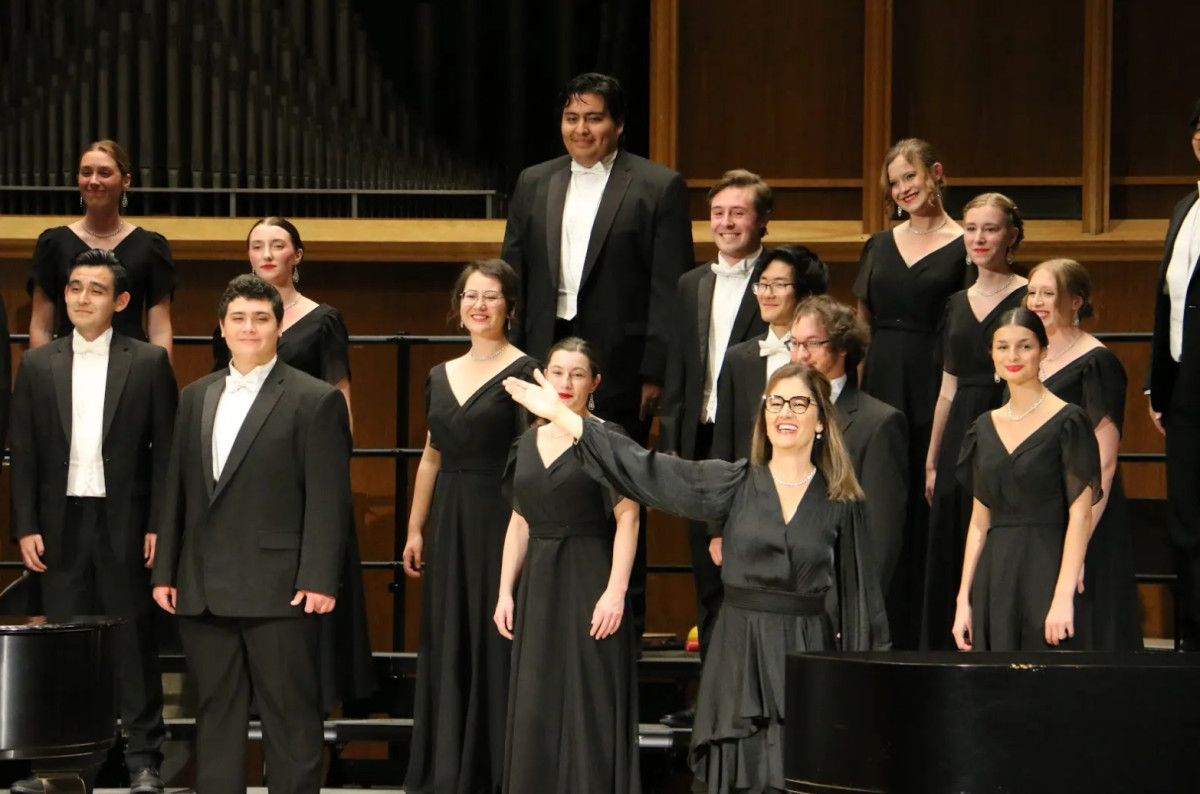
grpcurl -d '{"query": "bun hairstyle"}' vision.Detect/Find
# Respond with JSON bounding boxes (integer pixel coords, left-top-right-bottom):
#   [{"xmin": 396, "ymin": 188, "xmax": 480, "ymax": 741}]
[
  {"xmin": 992, "ymin": 307, "xmax": 1050, "ymax": 349},
  {"xmin": 961, "ymin": 192, "xmax": 1026, "ymax": 253},
  {"xmin": 81, "ymin": 140, "xmax": 132, "ymax": 177},
  {"xmin": 880, "ymin": 138, "xmax": 946, "ymax": 218},
  {"xmin": 546, "ymin": 336, "xmax": 602, "ymax": 378},
  {"xmin": 1026, "ymin": 258, "xmax": 1095, "ymax": 322}
]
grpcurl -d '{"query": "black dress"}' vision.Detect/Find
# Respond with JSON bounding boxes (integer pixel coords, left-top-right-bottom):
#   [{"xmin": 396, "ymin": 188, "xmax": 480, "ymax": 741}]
[
  {"xmin": 853, "ymin": 230, "xmax": 969, "ymax": 645},
  {"xmin": 957, "ymin": 405, "xmax": 1102, "ymax": 651},
  {"xmin": 404, "ymin": 356, "xmax": 537, "ymax": 794},
  {"xmin": 1043, "ymin": 348, "xmax": 1142, "ymax": 650},
  {"xmin": 213, "ymin": 305, "xmax": 376, "ymax": 711},
  {"xmin": 29, "ymin": 226, "xmax": 176, "ymax": 340},
  {"xmin": 572, "ymin": 419, "xmax": 889, "ymax": 794},
  {"xmin": 921, "ymin": 287, "xmax": 1027, "ymax": 650},
  {"xmin": 503, "ymin": 426, "xmax": 639, "ymax": 794}
]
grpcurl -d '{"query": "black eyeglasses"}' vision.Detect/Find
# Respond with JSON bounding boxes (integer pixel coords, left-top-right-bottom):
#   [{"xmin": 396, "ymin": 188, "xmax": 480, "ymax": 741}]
[
  {"xmin": 751, "ymin": 282, "xmax": 794, "ymax": 296},
  {"xmin": 785, "ymin": 338, "xmax": 830, "ymax": 353},
  {"xmin": 763, "ymin": 394, "xmax": 814, "ymax": 414}
]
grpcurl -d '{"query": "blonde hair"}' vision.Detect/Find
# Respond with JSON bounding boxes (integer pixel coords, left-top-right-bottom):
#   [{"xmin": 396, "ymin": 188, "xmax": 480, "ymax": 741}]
[
  {"xmin": 750, "ymin": 362, "xmax": 864, "ymax": 502},
  {"xmin": 961, "ymin": 192, "xmax": 1025, "ymax": 253},
  {"xmin": 880, "ymin": 138, "xmax": 946, "ymax": 217},
  {"xmin": 1026, "ymin": 258, "xmax": 1094, "ymax": 322}
]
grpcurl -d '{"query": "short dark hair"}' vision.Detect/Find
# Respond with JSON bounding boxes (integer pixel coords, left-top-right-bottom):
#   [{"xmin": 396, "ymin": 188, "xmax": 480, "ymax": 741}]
[
  {"xmin": 70, "ymin": 248, "xmax": 130, "ymax": 297},
  {"xmin": 1189, "ymin": 97, "xmax": 1200, "ymax": 130},
  {"xmin": 218, "ymin": 274, "xmax": 284, "ymax": 323},
  {"xmin": 757, "ymin": 245, "xmax": 829, "ymax": 300},
  {"xmin": 448, "ymin": 259, "xmax": 521, "ymax": 333},
  {"xmin": 559, "ymin": 73, "xmax": 627, "ymax": 127}
]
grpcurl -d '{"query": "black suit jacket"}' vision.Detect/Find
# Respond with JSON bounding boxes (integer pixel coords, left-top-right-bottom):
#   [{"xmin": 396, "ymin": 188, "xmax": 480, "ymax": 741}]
[
  {"xmin": 9, "ymin": 332, "xmax": 177, "ymax": 567},
  {"xmin": 659, "ymin": 261, "xmax": 767, "ymax": 458},
  {"xmin": 1149, "ymin": 188, "xmax": 1200, "ymax": 413},
  {"xmin": 500, "ymin": 149, "xmax": 694, "ymax": 411},
  {"xmin": 152, "ymin": 362, "xmax": 351, "ymax": 618},
  {"xmin": 711, "ymin": 333, "xmax": 770, "ymax": 463}
]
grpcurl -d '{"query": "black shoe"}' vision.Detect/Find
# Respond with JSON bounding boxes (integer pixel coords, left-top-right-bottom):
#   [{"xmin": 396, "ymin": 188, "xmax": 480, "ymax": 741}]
[
  {"xmin": 9, "ymin": 777, "xmax": 42, "ymax": 794},
  {"xmin": 661, "ymin": 702, "xmax": 696, "ymax": 728},
  {"xmin": 129, "ymin": 767, "xmax": 165, "ymax": 794}
]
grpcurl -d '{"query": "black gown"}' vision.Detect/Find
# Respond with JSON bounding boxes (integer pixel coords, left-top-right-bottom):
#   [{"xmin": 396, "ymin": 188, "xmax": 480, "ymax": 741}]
[
  {"xmin": 29, "ymin": 226, "xmax": 177, "ymax": 340},
  {"xmin": 921, "ymin": 287, "xmax": 1027, "ymax": 649},
  {"xmin": 572, "ymin": 419, "xmax": 889, "ymax": 794},
  {"xmin": 1043, "ymin": 348, "xmax": 1143, "ymax": 650},
  {"xmin": 957, "ymin": 405, "xmax": 1102, "ymax": 651},
  {"xmin": 404, "ymin": 356, "xmax": 537, "ymax": 794},
  {"xmin": 213, "ymin": 305, "xmax": 377, "ymax": 711},
  {"xmin": 853, "ymin": 231, "xmax": 969, "ymax": 646},
  {"xmin": 503, "ymin": 426, "xmax": 640, "ymax": 794}
]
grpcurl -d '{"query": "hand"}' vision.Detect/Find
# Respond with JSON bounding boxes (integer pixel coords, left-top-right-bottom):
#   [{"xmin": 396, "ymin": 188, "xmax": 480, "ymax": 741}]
[
  {"xmin": 1148, "ymin": 400, "xmax": 1165, "ymax": 436},
  {"xmin": 1076, "ymin": 563, "xmax": 1086, "ymax": 594},
  {"xmin": 952, "ymin": 601, "xmax": 972, "ymax": 650},
  {"xmin": 291, "ymin": 590, "xmax": 337, "ymax": 614},
  {"xmin": 153, "ymin": 585, "xmax": 177, "ymax": 614},
  {"xmin": 494, "ymin": 592, "xmax": 515, "ymax": 640},
  {"xmin": 1044, "ymin": 596, "xmax": 1074, "ymax": 646},
  {"xmin": 924, "ymin": 463, "xmax": 937, "ymax": 506},
  {"xmin": 639, "ymin": 383, "xmax": 662, "ymax": 421},
  {"xmin": 402, "ymin": 533, "xmax": 424, "ymax": 578},
  {"xmin": 504, "ymin": 369, "xmax": 566, "ymax": 422},
  {"xmin": 19, "ymin": 535, "xmax": 47, "ymax": 573},
  {"xmin": 143, "ymin": 534, "xmax": 157, "ymax": 569},
  {"xmin": 709, "ymin": 537, "xmax": 723, "ymax": 566},
  {"xmin": 591, "ymin": 587, "xmax": 625, "ymax": 639}
]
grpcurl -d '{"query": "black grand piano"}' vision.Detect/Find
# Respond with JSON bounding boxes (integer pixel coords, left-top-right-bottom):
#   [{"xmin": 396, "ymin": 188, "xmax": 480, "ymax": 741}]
[{"xmin": 786, "ymin": 651, "xmax": 1200, "ymax": 794}]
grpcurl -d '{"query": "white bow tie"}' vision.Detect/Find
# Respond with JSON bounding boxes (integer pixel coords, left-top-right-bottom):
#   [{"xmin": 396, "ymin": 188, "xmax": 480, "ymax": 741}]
[
  {"xmin": 226, "ymin": 369, "xmax": 265, "ymax": 395},
  {"xmin": 759, "ymin": 336, "xmax": 790, "ymax": 358},
  {"xmin": 571, "ymin": 160, "xmax": 608, "ymax": 176},
  {"xmin": 73, "ymin": 335, "xmax": 109, "ymax": 356},
  {"xmin": 711, "ymin": 260, "xmax": 752, "ymax": 278}
]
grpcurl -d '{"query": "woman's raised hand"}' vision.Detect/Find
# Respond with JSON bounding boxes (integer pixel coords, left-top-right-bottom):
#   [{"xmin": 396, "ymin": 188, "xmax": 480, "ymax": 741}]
[{"xmin": 504, "ymin": 368, "xmax": 563, "ymax": 422}]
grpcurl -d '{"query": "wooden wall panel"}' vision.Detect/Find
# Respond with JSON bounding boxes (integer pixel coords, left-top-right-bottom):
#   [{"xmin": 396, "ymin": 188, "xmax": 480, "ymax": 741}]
[
  {"xmin": 676, "ymin": 0, "xmax": 864, "ymax": 180},
  {"xmin": 891, "ymin": 0, "xmax": 1085, "ymax": 179}
]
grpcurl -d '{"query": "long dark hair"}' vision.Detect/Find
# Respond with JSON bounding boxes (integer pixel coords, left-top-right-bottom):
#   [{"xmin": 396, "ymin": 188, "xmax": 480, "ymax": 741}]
[
  {"xmin": 992, "ymin": 306, "xmax": 1049, "ymax": 348},
  {"xmin": 447, "ymin": 259, "xmax": 521, "ymax": 333}
]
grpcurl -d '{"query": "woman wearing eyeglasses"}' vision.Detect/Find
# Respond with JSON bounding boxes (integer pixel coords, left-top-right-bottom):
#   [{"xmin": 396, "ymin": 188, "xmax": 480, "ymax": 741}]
[
  {"xmin": 711, "ymin": 245, "xmax": 829, "ymax": 463},
  {"xmin": 506, "ymin": 361, "xmax": 889, "ymax": 794},
  {"xmin": 403, "ymin": 259, "xmax": 536, "ymax": 794}
]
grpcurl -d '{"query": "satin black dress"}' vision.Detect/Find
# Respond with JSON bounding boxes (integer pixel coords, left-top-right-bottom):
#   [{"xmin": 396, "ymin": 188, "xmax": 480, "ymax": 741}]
[
  {"xmin": 1043, "ymin": 348, "xmax": 1142, "ymax": 650},
  {"xmin": 957, "ymin": 405, "xmax": 1102, "ymax": 651},
  {"xmin": 853, "ymin": 230, "xmax": 969, "ymax": 646},
  {"xmin": 213, "ymin": 304, "xmax": 376, "ymax": 711},
  {"xmin": 404, "ymin": 356, "xmax": 537, "ymax": 794},
  {"xmin": 572, "ymin": 419, "xmax": 889, "ymax": 794},
  {"xmin": 921, "ymin": 287, "xmax": 1027, "ymax": 650},
  {"xmin": 30, "ymin": 226, "xmax": 176, "ymax": 340},
  {"xmin": 502, "ymin": 426, "xmax": 640, "ymax": 794}
]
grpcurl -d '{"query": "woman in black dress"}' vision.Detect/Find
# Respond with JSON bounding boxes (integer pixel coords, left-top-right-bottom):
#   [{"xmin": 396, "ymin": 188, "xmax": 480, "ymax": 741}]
[
  {"xmin": 953, "ymin": 308, "xmax": 1101, "ymax": 651},
  {"xmin": 212, "ymin": 217, "xmax": 376, "ymax": 710},
  {"xmin": 403, "ymin": 259, "xmax": 536, "ymax": 794},
  {"xmin": 921, "ymin": 193, "xmax": 1028, "ymax": 649},
  {"xmin": 854, "ymin": 138, "xmax": 968, "ymax": 646},
  {"xmin": 506, "ymin": 362, "xmax": 889, "ymax": 794},
  {"xmin": 1027, "ymin": 259, "xmax": 1142, "ymax": 650},
  {"xmin": 29, "ymin": 140, "xmax": 175, "ymax": 355},
  {"xmin": 495, "ymin": 337, "xmax": 640, "ymax": 794}
]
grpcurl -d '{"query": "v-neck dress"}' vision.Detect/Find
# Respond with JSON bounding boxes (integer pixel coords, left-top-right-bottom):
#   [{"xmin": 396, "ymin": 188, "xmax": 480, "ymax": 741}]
[
  {"xmin": 404, "ymin": 356, "xmax": 536, "ymax": 794},
  {"xmin": 502, "ymin": 426, "xmax": 640, "ymax": 794},
  {"xmin": 853, "ymin": 230, "xmax": 970, "ymax": 646},
  {"xmin": 921, "ymin": 287, "xmax": 1027, "ymax": 649},
  {"xmin": 1043, "ymin": 348, "xmax": 1142, "ymax": 650},
  {"xmin": 572, "ymin": 418, "xmax": 889, "ymax": 794},
  {"xmin": 211, "ymin": 304, "xmax": 351, "ymax": 383},
  {"xmin": 957, "ymin": 405, "xmax": 1101, "ymax": 651}
]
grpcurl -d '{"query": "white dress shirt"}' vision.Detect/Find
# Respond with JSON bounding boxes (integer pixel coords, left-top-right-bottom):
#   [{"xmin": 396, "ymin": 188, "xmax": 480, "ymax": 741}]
[
  {"xmin": 702, "ymin": 248, "xmax": 762, "ymax": 423},
  {"xmin": 558, "ymin": 151, "xmax": 618, "ymax": 320},
  {"xmin": 213, "ymin": 356, "xmax": 278, "ymax": 481},
  {"xmin": 759, "ymin": 326, "xmax": 792, "ymax": 386},
  {"xmin": 829, "ymin": 374, "xmax": 848, "ymax": 405},
  {"xmin": 1166, "ymin": 183, "xmax": 1200, "ymax": 361},
  {"xmin": 67, "ymin": 327, "xmax": 113, "ymax": 497}
]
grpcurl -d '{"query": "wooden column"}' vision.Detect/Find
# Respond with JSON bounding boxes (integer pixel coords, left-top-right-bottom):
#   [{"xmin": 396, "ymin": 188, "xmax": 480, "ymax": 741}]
[
  {"xmin": 649, "ymin": 0, "xmax": 679, "ymax": 170},
  {"xmin": 1082, "ymin": 0, "xmax": 1113, "ymax": 234},
  {"xmin": 862, "ymin": 0, "xmax": 893, "ymax": 234}
]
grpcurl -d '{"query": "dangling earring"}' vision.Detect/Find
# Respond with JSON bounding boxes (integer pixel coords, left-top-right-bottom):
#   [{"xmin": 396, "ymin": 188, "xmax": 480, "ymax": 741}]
[
  {"xmin": 994, "ymin": 372, "xmax": 1001, "ymax": 384},
  {"xmin": 459, "ymin": 320, "xmax": 465, "ymax": 329},
  {"xmin": 965, "ymin": 254, "xmax": 973, "ymax": 266},
  {"xmin": 895, "ymin": 204, "xmax": 902, "ymax": 219},
  {"xmin": 587, "ymin": 393, "xmax": 595, "ymax": 412},
  {"xmin": 1072, "ymin": 312, "xmax": 1080, "ymax": 328},
  {"xmin": 1006, "ymin": 250, "xmax": 1015, "ymax": 266},
  {"xmin": 79, "ymin": 196, "xmax": 84, "ymax": 209},
  {"xmin": 292, "ymin": 267, "xmax": 300, "ymax": 284},
  {"xmin": 506, "ymin": 316, "xmax": 512, "ymax": 331},
  {"xmin": 121, "ymin": 191, "xmax": 129, "ymax": 210}
]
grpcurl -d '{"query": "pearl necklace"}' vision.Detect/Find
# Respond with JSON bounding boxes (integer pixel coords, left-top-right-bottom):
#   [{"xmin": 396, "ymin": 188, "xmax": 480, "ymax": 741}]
[
  {"xmin": 1006, "ymin": 390, "xmax": 1047, "ymax": 422},
  {"xmin": 906, "ymin": 216, "xmax": 948, "ymax": 235},
  {"xmin": 771, "ymin": 466, "xmax": 817, "ymax": 488},
  {"xmin": 469, "ymin": 343, "xmax": 508, "ymax": 362},
  {"xmin": 972, "ymin": 274, "xmax": 1015, "ymax": 298},
  {"xmin": 82, "ymin": 220, "xmax": 125, "ymax": 238}
]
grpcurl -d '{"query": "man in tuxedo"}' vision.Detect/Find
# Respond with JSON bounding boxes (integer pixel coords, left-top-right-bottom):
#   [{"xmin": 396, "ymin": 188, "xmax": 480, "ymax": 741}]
[
  {"xmin": 1147, "ymin": 97, "xmax": 1200, "ymax": 651},
  {"xmin": 501, "ymin": 71, "xmax": 694, "ymax": 637},
  {"xmin": 10, "ymin": 249, "xmax": 176, "ymax": 794},
  {"xmin": 152, "ymin": 275, "xmax": 351, "ymax": 794}
]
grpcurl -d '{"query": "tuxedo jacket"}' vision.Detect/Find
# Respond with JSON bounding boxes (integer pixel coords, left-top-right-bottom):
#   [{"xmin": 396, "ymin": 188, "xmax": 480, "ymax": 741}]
[
  {"xmin": 500, "ymin": 149, "xmax": 694, "ymax": 411},
  {"xmin": 1149, "ymin": 188, "xmax": 1200, "ymax": 413},
  {"xmin": 152, "ymin": 362, "xmax": 351, "ymax": 618},
  {"xmin": 711, "ymin": 332, "xmax": 772, "ymax": 464},
  {"xmin": 9, "ymin": 332, "xmax": 177, "ymax": 567},
  {"xmin": 658, "ymin": 260, "xmax": 767, "ymax": 458}
]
